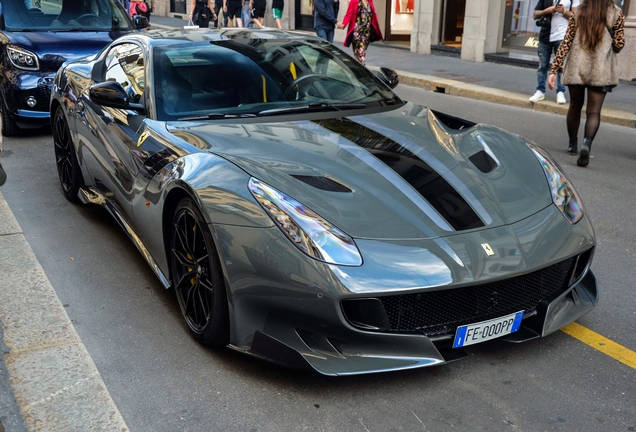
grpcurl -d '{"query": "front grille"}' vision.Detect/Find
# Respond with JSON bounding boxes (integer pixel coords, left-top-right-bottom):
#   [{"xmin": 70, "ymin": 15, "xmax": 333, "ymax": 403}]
[
  {"xmin": 38, "ymin": 84, "xmax": 52, "ymax": 101},
  {"xmin": 378, "ymin": 257, "xmax": 576, "ymax": 337}
]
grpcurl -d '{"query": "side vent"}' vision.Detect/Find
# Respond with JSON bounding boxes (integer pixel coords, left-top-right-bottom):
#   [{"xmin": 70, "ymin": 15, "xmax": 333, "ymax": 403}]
[
  {"xmin": 570, "ymin": 247, "xmax": 594, "ymax": 285},
  {"xmin": 291, "ymin": 175, "xmax": 352, "ymax": 192},
  {"xmin": 469, "ymin": 150, "xmax": 498, "ymax": 173}
]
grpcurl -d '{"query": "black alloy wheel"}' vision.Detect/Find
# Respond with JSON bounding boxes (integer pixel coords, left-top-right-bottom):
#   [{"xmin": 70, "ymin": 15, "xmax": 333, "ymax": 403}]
[
  {"xmin": 170, "ymin": 198, "xmax": 230, "ymax": 346},
  {"xmin": 53, "ymin": 106, "xmax": 83, "ymax": 202}
]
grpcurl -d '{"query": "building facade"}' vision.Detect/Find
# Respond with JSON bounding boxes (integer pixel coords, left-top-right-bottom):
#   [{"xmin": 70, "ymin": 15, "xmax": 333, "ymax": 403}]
[
  {"xmin": 408, "ymin": 0, "xmax": 634, "ymax": 81},
  {"xmin": 154, "ymin": 0, "xmax": 634, "ymax": 80}
]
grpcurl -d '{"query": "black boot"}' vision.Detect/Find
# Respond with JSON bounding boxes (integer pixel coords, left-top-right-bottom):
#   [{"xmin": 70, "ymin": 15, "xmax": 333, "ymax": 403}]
[
  {"xmin": 567, "ymin": 137, "xmax": 578, "ymax": 155},
  {"xmin": 577, "ymin": 138, "xmax": 592, "ymax": 167}
]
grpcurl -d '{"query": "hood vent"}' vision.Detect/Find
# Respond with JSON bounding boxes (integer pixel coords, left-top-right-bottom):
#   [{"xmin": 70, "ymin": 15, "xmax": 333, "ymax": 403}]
[
  {"xmin": 469, "ymin": 150, "xmax": 498, "ymax": 173},
  {"xmin": 430, "ymin": 109, "xmax": 476, "ymax": 130},
  {"xmin": 291, "ymin": 175, "xmax": 352, "ymax": 192},
  {"xmin": 314, "ymin": 118, "xmax": 484, "ymax": 231}
]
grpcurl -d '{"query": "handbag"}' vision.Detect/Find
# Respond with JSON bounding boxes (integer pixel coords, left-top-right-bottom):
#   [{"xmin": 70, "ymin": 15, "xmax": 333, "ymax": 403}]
[
  {"xmin": 535, "ymin": 0, "xmax": 561, "ymax": 28},
  {"xmin": 184, "ymin": 18, "xmax": 199, "ymax": 29}
]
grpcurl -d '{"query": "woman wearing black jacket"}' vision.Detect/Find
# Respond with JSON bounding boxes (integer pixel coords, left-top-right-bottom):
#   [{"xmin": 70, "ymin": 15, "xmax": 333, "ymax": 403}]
[{"xmin": 190, "ymin": 0, "xmax": 215, "ymax": 27}]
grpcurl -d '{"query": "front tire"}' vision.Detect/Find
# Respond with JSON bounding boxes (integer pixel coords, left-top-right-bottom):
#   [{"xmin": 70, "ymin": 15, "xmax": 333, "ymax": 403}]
[
  {"xmin": 170, "ymin": 198, "xmax": 230, "ymax": 346},
  {"xmin": 53, "ymin": 106, "xmax": 83, "ymax": 202},
  {"xmin": 0, "ymin": 96, "xmax": 20, "ymax": 137}
]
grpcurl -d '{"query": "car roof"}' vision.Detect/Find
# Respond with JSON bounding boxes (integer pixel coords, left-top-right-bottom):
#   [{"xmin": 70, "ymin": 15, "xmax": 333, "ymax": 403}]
[{"xmin": 126, "ymin": 28, "xmax": 324, "ymax": 48}]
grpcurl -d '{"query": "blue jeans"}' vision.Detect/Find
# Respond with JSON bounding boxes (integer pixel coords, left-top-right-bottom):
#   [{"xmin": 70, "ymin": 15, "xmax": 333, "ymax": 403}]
[
  {"xmin": 316, "ymin": 26, "xmax": 335, "ymax": 43},
  {"xmin": 241, "ymin": 1, "xmax": 251, "ymax": 26},
  {"xmin": 537, "ymin": 40, "xmax": 565, "ymax": 94}
]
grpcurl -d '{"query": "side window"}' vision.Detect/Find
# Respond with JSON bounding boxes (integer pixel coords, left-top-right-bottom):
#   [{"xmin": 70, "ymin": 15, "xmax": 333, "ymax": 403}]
[{"xmin": 104, "ymin": 43, "xmax": 145, "ymax": 103}]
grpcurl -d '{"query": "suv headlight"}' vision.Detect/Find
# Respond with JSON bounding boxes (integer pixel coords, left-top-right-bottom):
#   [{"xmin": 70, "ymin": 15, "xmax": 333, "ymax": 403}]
[
  {"xmin": 7, "ymin": 46, "xmax": 40, "ymax": 71},
  {"xmin": 528, "ymin": 143, "xmax": 584, "ymax": 224},
  {"xmin": 249, "ymin": 177, "xmax": 363, "ymax": 266}
]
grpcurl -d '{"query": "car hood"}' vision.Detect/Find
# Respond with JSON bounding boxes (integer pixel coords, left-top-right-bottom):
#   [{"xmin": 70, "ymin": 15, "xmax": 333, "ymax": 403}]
[
  {"xmin": 168, "ymin": 103, "xmax": 553, "ymax": 240},
  {"xmin": 4, "ymin": 31, "xmax": 126, "ymax": 72}
]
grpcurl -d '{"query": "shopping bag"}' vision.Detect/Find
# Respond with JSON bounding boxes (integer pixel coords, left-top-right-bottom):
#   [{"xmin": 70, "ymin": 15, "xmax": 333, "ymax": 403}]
[{"xmin": 184, "ymin": 18, "xmax": 199, "ymax": 29}]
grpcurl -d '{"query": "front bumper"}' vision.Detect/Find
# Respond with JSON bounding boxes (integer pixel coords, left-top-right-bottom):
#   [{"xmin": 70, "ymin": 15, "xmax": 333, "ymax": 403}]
[
  {"xmin": 2, "ymin": 70, "xmax": 55, "ymax": 129},
  {"xmin": 215, "ymin": 205, "xmax": 598, "ymax": 375},
  {"xmin": 227, "ymin": 266, "xmax": 597, "ymax": 376}
]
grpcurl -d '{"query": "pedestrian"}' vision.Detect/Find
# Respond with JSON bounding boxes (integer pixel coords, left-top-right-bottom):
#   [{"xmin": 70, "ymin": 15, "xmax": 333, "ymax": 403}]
[
  {"xmin": 129, "ymin": 0, "xmax": 151, "ymax": 20},
  {"xmin": 146, "ymin": 0, "xmax": 153, "ymax": 21},
  {"xmin": 529, "ymin": 0, "xmax": 579, "ymax": 105},
  {"xmin": 213, "ymin": 0, "xmax": 228, "ymax": 27},
  {"xmin": 242, "ymin": 0, "xmax": 251, "ymax": 27},
  {"xmin": 249, "ymin": 0, "xmax": 266, "ymax": 28},
  {"xmin": 336, "ymin": 0, "xmax": 382, "ymax": 65},
  {"xmin": 191, "ymin": 0, "xmax": 215, "ymax": 27},
  {"xmin": 548, "ymin": 0, "xmax": 625, "ymax": 167},
  {"xmin": 314, "ymin": 0, "xmax": 339, "ymax": 43},
  {"xmin": 224, "ymin": 0, "xmax": 243, "ymax": 27},
  {"xmin": 272, "ymin": 0, "xmax": 284, "ymax": 29}
]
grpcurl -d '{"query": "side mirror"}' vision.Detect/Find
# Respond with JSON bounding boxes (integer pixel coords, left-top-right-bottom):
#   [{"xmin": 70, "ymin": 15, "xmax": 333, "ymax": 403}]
[
  {"xmin": 89, "ymin": 81, "xmax": 145, "ymax": 112},
  {"xmin": 375, "ymin": 67, "xmax": 399, "ymax": 89},
  {"xmin": 132, "ymin": 15, "xmax": 149, "ymax": 29}
]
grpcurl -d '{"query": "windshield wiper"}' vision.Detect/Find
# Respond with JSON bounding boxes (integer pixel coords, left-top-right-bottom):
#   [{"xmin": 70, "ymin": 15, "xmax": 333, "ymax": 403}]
[
  {"xmin": 258, "ymin": 102, "xmax": 366, "ymax": 116},
  {"xmin": 177, "ymin": 113, "xmax": 257, "ymax": 121}
]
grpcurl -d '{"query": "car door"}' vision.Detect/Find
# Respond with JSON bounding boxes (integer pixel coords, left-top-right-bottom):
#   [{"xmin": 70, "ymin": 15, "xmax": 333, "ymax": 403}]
[{"xmin": 77, "ymin": 41, "xmax": 147, "ymax": 221}]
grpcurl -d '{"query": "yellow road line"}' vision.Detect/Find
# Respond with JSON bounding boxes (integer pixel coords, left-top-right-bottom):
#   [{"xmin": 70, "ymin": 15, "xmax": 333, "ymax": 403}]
[{"xmin": 561, "ymin": 322, "xmax": 636, "ymax": 370}]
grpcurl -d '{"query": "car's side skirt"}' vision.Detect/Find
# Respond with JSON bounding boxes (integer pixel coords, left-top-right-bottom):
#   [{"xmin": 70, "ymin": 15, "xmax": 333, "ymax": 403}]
[{"xmin": 78, "ymin": 186, "xmax": 171, "ymax": 289}]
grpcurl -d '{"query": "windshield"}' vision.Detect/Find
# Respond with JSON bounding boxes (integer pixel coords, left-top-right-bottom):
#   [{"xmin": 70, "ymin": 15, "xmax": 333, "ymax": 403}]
[
  {"xmin": 153, "ymin": 38, "xmax": 403, "ymax": 121},
  {"xmin": 2, "ymin": 0, "xmax": 135, "ymax": 32}
]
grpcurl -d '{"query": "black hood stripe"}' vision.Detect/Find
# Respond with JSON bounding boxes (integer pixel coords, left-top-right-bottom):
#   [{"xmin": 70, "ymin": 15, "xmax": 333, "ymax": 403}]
[
  {"xmin": 314, "ymin": 117, "xmax": 485, "ymax": 231},
  {"xmin": 298, "ymin": 120, "xmax": 451, "ymax": 235}
]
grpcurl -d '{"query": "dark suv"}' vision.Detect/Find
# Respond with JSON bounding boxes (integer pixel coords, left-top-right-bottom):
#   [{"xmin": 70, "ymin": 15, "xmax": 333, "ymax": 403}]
[{"xmin": 0, "ymin": 0, "xmax": 148, "ymax": 136}]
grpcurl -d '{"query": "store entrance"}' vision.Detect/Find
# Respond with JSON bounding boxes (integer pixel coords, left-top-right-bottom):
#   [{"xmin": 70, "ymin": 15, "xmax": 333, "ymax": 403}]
[
  {"xmin": 385, "ymin": 0, "xmax": 413, "ymax": 41},
  {"xmin": 295, "ymin": 0, "xmax": 314, "ymax": 31},
  {"xmin": 171, "ymin": 0, "xmax": 187, "ymax": 14},
  {"xmin": 440, "ymin": 0, "xmax": 465, "ymax": 47}
]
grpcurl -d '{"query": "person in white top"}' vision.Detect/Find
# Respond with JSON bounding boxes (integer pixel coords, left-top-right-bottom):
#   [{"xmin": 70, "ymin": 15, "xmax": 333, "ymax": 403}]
[{"xmin": 529, "ymin": 0, "xmax": 579, "ymax": 105}]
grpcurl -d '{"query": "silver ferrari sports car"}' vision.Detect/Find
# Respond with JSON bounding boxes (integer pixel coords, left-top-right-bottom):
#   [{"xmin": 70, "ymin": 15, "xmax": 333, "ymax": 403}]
[{"xmin": 51, "ymin": 28, "xmax": 597, "ymax": 375}]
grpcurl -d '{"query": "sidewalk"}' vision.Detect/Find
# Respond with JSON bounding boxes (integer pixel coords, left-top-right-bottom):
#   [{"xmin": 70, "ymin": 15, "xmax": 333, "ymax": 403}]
[{"xmin": 150, "ymin": 15, "xmax": 636, "ymax": 128}]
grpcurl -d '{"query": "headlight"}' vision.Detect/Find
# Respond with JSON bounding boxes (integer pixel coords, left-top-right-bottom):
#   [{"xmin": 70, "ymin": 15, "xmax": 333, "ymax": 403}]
[
  {"xmin": 248, "ymin": 178, "xmax": 362, "ymax": 266},
  {"xmin": 528, "ymin": 143, "xmax": 584, "ymax": 224},
  {"xmin": 7, "ymin": 46, "xmax": 40, "ymax": 71}
]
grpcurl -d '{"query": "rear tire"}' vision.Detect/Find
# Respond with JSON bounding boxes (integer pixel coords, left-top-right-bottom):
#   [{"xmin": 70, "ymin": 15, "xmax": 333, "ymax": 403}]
[
  {"xmin": 53, "ymin": 106, "xmax": 83, "ymax": 202},
  {"xmin": 169, "ymin": 197, "xmax": 230, "ymax": 346}
]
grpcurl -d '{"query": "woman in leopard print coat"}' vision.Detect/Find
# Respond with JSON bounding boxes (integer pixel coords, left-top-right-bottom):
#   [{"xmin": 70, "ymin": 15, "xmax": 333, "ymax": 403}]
[{"xmin": 548, "ymin": 0, "xmax": 625, "ymax": 167}]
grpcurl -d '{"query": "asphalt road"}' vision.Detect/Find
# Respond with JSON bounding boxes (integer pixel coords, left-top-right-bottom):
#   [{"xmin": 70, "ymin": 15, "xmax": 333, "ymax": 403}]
[{"xmin": 1, "ymin": 86, "xmax": 635, "ymax": 432}]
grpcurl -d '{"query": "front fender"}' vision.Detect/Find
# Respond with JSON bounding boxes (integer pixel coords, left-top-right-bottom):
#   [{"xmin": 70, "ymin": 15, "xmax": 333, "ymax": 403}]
[
  {"xmin": 136, "ymin": 152, "xmax": 274, "ymax": 280},
  {"xmin": 162, "ymin": 153, "xmax": 273, "ymax": 228}
]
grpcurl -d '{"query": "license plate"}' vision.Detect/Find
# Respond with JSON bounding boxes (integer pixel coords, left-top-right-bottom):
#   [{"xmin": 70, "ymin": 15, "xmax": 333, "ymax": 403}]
[{"xmin": 453, "ymin": 311, "xmax": 524, "ymax": 348}]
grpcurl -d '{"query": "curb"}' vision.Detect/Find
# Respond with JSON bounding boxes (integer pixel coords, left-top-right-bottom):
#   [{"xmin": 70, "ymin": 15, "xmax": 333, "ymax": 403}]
[
  {"xmin": 377, "ymin": 68, "xmax": 636, "ymax": 129},
  {"xmin": 0, "ymin": 192, "xmax": 129, "ymax": 432}
]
